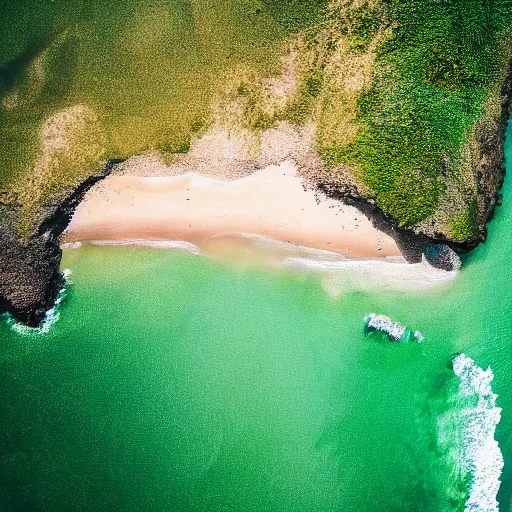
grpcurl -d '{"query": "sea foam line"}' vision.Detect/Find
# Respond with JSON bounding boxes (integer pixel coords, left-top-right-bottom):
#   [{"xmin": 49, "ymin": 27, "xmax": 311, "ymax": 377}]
[
  {"xmin": 60, "ymin": 241, "xmax": 82, "ymax": 249},
  {"xmin": 282, "ymin": 255, "xmax": 458, "ymax": 293},
  {"xmin": 2, "ymin": 269, "xmax": 72, "ymax": 335},
  {"xmin": 237, "ymin": 233, "xmax": 348, "ymax": 260},
  {"xmin": 446, "ymin": 354, "xmax": 504, "ymax": 512},
  {"xmin": 74, "ymin": 239, "xmax": 201, "ymax": 254}
]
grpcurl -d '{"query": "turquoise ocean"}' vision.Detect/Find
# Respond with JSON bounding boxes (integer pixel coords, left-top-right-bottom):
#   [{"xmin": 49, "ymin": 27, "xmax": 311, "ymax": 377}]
[{"xmin": 0, "ymin": 129, "xmax": 511, "ymax": 510}]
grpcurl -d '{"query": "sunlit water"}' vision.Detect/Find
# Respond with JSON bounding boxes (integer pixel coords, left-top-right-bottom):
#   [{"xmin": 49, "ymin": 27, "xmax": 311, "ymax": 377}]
[{"xmin": 0, "ymin": 127, "xmax": 511, "ymax": 511}]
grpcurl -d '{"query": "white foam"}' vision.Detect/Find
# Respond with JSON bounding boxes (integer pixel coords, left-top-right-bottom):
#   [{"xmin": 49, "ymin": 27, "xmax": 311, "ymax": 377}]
[
  {"xmin": 237, "ymin": 233, "xmax": 347, "ymax": 261},
  {"xmin": 364, "ymin": 313, "xmax": 424, "ymax": 342},
  {"xmin": 414, "ymin": 330, "xmax": 425, "ymax": 342},
  {"xmin": 61, "ymin": 235, "xmax": 457, "ymax": 296},
  {"xmin": 282, "ymin": 255, "xmax": 458, "ymax": 295},
  {"xmin": 84, "ymin": 239, "xmax": 201, "ymax": 254},
  {"xmin": 60, "ymin": 241, "xmax": 82, "ymax": 249},
  {"xmin": 3, "ymin": 269, "xmax": 72, "ymax": 335},
  {"xmin": 440, "ymin": 354, "xmax": 504, "ymax": 512},
  {"xmin": 364, "ymin": 313, "xmax": 406, "ymax": 341}
]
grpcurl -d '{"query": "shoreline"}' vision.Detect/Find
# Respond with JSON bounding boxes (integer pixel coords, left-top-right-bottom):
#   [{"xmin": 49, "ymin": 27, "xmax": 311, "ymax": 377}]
[
  {"xmin": 61, "ymin": 159, "xmax": 402, "ymax": 260},
  {"xmin": 60, "ymin": 156, "xmax": 459, "ymax": 294},
  {"xmin": 60, "ymin": 236, "xmax": 458, "ymax": 296}
]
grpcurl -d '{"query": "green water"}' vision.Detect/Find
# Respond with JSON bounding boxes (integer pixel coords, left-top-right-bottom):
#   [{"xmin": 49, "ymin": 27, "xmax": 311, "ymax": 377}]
[{"xmin": 0, "ymin": 125, "xmax": 510, "ymax": 511}]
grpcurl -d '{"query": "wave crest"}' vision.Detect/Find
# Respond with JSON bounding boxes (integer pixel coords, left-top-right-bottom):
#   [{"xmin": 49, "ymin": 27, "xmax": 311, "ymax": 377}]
[
  {"xmin": 2, "ymin": 269, "xmax": 72, "ymax": 335},
  {"xmin": 441, "ymin": 354, "xmax": 504, "ymax": 512}
]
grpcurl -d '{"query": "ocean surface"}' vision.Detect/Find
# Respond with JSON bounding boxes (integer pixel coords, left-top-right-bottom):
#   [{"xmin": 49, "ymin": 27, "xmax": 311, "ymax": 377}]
[
  {"xmin": 0, "ymin": 126, "xmax": 511, "ymax": 511},
  {"xmin": 1, "ymin": 1, "xmax": 510, "ymax": 509},
  {"xmin": 0, "ymin": 124, "xmax": 510, "ymax": 511}
]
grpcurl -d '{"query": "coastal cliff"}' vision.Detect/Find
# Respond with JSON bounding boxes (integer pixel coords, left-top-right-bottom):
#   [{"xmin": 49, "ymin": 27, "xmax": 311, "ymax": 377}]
[
  {"xmin": 0, "ymin": 160, "xmax": 121, "ymax": 327},
  {"xmin": 1, "ymin": 0, "xmax": 512, "ymax": 327},
  {"xmin": 468, "ymin": 61, "xmax": 512, "ymax": 249},
  {"xmin": 317, "ymin": 59, "xmax": 512, "ymax": 257}
]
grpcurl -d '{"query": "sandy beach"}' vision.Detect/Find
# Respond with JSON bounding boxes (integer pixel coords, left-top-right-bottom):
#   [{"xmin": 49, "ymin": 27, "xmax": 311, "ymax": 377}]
[{"xmin": 62, "ymin": 160, "xmax": 401, "ymax": 259}]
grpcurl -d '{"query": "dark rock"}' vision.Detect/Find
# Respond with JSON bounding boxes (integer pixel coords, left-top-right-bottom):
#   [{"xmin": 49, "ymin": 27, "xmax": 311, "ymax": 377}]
[
  {"xmin": 0, "ymin": 159, "xmax": 123, "ymax": 327},
  {"xmin": 467, "ymin": 59, "xmax": 512, "ymax": 249},
  {"xmin": 424, "ymin": 244, "xmax": 461, "ymax": 272}
]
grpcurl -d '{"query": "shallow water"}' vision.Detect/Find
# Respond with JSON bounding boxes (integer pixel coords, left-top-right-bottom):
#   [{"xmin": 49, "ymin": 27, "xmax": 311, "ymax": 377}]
[{"xmin": 0, "ymin": 124, "xmax": 511, "ymax": 511}]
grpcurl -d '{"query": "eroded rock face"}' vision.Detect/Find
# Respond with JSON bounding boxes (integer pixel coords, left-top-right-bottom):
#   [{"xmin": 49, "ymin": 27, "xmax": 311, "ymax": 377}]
[
  {"xmin": 424, "ymin": 244, "xmax": 462, "ymax": 272},
  {"xmin": 0, "ymin": 160, "xmax": 122, "ymax": 327},
  {"xmin": 0, "ymin": 209, "xmax": 64, "ymax": 326},
  {"xmin": 450, "ymin": 60, "xmax": 512, "ymax": 250}
]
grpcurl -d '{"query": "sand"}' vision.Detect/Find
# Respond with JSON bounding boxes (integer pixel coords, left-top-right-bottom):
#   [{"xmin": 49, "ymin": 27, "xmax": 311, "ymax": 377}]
[{"xmin": 62, "ymin": 160, "xmax": 402, "ymax": 259}]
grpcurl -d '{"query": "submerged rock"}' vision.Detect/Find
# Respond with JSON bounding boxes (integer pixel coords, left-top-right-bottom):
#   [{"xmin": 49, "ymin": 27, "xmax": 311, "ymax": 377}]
[
  {"xmin": 364, "ymin": 313, "xmax": 424, "ymax": 343},
  {"xmin": 424, "ymin": 244, "xmax": 462, "ymax": 271}
]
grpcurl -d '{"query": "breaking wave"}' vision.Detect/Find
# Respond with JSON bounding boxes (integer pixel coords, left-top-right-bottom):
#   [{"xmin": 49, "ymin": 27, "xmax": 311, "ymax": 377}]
[
  {"xmin": 438, "ymin": 354, "xmax": 503, "ymax": 512},
  {"xmin": 2, "ymin": 269, "xmax": 72, "ymax": 335},
  {"xmin": 364, "ymin": 313, "xmax": 424, "ymax": 342},
  {"xmin": 85, "ymin": 239, "xmax": 201, "ymax": 254}
]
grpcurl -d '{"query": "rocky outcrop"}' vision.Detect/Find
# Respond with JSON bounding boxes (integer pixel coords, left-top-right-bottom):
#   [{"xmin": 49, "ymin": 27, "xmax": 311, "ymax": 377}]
[
  {"xmin": 424, "ymin": 244, "xmax": 461, "ymax": 272},
  {"xmin": 364, "ymin": 314, "xmax": 424, "ymax": 342},
  {"xmin": 469, "ymin": 60, "xmax": 512, "ymax": 248},
  {"xmin": 318, "ymin": 59, "xmax": 512, "ymax": 261},
  {"xmin": 0, "ymin": 159, "xmax": 122, "ymax": 327},
  {"xmin": 0, "ymin": 207, "xmax": 64, "ymax": 327},
  {"xmin": 419, "ymin": 59, "xmax": 512, "ymax": 252}
]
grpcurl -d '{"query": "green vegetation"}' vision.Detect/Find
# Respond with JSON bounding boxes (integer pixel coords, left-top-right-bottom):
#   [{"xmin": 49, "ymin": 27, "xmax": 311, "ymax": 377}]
[
  {"xmin": 1, "ymin": 0, "xmax": 511, "ymax": 240},
  {"xmin": 346, "ymin": 2, "xmax": 382, "ymax": 51},
  {"xmin": 283, "ymin": 69, "xmax": 324, "ymax": 125},
  {"xmin": 0, "ymin": 0, "xmax": 295, "ymax": 195},
  {"xmin": 313, "ymin": 0, "xmax": 512, "ymax": 229},
  {"xmin": 237, "ymin": 79, "xmax": 278, "ymax": 131},
  {"xmin": 260, "ymin": 0, "xmax": 328, "ymax": 33},
  {"xmin": 157, "ymin": 140, "xmax": 191, "ymax": 155},
  {"xmin": 0, "ymin": 0, "xmax": 334, "ymax": 223},
  {"xmin": 449, "ymin": 202, "xmax": 478, "ymax": 241}
]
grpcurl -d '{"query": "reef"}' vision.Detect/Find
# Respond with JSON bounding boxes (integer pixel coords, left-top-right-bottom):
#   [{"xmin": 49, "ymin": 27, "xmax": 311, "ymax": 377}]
[
  {"xmin": 364, "ymin": 314, "xmax": 424, "ymax": 343},
  {"xmin": 424, "ymin": 244, "xmax": 461, "ymax": 272}
]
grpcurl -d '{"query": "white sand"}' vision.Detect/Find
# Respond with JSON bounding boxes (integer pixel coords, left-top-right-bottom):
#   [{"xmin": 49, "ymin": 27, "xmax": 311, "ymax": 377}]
[{"xmin": 63, "ymin": 160, "xmax": 401, "ymax": 259}]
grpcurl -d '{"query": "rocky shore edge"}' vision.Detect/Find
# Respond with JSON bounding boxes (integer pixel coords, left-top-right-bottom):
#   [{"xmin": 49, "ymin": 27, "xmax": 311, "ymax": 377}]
[
  {"xmin": 319, "ymin": 60, "xmax": 512, "ymax": 262},
  {"xmin": 0, "ymin": 62, "xmax": 511, "ymax": 329},
  {"xmin": 0, "ymin": 159, "xmax": 123, "ymax": 327}
]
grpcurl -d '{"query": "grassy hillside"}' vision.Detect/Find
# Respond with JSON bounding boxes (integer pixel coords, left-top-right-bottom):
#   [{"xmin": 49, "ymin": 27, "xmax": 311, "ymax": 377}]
[
  {"xmin": 1, "ymin": 0, "xmax": 511, "ymax": 243},
  {"xmin": 311, "ymin": 0, "xmax": 512, "ymax": 237},
  {"xmin": 0, "ymin": 0, "xmax": 314, "ymax": 201}
]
